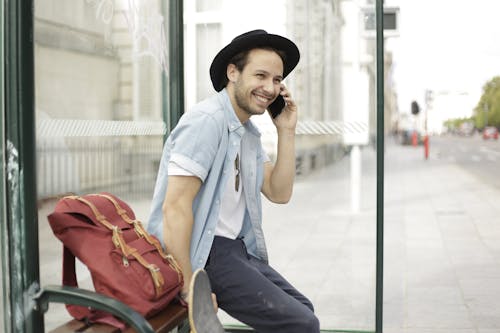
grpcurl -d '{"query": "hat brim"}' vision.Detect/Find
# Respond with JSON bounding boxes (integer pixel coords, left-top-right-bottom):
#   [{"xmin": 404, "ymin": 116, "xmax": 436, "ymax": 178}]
[{"xmin": 210, "ymin": 32, "xmax": 300, "ymax": 92}]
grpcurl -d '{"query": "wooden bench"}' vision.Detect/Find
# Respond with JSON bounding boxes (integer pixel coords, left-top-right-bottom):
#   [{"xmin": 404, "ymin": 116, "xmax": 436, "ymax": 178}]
[{"xmin": 49, "ymin": 303, "xmax": 188, "ymax": 333}]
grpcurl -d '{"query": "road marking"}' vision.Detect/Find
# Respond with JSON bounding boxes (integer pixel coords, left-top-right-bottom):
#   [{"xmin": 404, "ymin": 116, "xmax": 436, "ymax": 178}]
[{"xmin": 479, "ymin": 146, "xmax": 500, "ymax": 157}]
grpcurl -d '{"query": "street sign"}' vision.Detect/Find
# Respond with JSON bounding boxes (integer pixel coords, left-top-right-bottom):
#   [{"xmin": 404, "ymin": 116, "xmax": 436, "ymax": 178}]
[{"xmin": 361, "ymin": 6, "xmax": 400, "ymax": 38}]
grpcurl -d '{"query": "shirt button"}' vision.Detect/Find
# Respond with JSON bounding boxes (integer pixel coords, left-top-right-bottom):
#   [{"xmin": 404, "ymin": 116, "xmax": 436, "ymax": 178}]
[
  {"xmin": 207, "ymin": 230, "xmax": 212, "ymax": 235},
  {"xmin": 215, "ymin": 199, "xmax": 220, "ymax": 204},
  {"xmin": 233, "ymin": 141, "xmax": 237, "ymax": 146}
]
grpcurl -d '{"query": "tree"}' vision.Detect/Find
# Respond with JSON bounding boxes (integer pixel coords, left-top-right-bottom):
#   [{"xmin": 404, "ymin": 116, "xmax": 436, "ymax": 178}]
[
  {"xmin": 443, "ymin": 116, "xmax": 475, "ymax": 133},
  {"xmin": 474, "ymin": 76, "xmax": 500, "ymax": 129}
]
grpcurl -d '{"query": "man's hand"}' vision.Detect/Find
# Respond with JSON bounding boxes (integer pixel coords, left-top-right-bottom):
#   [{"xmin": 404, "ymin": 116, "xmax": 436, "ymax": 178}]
[
  {"xmin": 272, "ymin": 84, "xmax": 297, "ymax": 131},
  {"xmin": 183, "ymin": 290, "xmax": 219, "ymax": 313},
  {"xmin": 211, "ymin": 293, "xmax": 219, "ymax": 312}
]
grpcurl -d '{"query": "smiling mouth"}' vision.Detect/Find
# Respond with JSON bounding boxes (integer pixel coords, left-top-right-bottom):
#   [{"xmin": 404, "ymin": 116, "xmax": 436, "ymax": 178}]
[{"xmin": 253, "ymin": 93, "xmax": 273, "ymax": 106}]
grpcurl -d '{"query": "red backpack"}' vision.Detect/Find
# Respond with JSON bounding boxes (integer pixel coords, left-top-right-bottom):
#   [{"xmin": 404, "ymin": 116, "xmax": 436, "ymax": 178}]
[{"xmin": 48, "ymin": 192, "xmax": 183, "ymax": 329}]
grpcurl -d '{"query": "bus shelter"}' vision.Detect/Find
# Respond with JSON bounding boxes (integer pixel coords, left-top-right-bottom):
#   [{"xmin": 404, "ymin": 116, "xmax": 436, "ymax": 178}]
[{"xmin": 0, "ymin": 1, "xmax": 386, "ymax": 332}]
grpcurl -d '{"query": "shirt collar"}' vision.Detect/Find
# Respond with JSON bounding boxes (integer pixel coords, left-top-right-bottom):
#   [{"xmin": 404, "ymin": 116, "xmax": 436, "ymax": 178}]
[{"xmin": 219, "ymin": 89, "xmax": 262, "ymax": 137}]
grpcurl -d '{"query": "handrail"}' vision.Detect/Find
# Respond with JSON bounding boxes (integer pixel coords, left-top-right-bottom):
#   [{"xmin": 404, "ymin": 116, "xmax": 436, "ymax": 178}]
[{"xmin": 34, "ymin": 285, "xmax": 154, "ymax": 333}]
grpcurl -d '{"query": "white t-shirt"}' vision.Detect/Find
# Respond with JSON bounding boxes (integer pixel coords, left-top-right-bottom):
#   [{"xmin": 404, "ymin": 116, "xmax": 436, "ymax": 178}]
[{"xmin": 168, "ymin": 155, "xmax": 246, "ymax": 239}]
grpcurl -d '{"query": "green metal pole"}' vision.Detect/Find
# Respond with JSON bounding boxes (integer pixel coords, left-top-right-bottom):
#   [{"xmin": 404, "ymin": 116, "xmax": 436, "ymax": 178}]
[
  {"xmin": 0, "ymin": 0, "xmax": 8, "ymax": 332},
  {"xmin": 5, "ymin": 0, "xmax": 42, "ymax": 332},
  {"xmin": 161, "ymin": 1, "xmax": 170, "ymax": 139},
  {"xmin": 165, "ymin": 0, "xmax": 184, "ymax": 134},
  {"xmin": 375, "ymin": 0, "xmax": 384, "ymax": 332}
]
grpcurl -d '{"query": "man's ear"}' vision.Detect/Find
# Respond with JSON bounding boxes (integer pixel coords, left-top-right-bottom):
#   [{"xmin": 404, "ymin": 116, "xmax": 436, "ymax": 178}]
[{"xmin": 227, "ymin": 64, "xmax": 239, "ymax": 83}]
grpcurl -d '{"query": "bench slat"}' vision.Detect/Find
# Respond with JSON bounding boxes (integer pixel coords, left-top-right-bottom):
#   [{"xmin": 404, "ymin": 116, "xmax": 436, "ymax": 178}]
[
  {"xmin": 50, "ymin": 320, "xmax": 119, "ymax": 333},
  {"xmin": 124, "ymin": 304, "xmax": 187, "ymax": 333}
]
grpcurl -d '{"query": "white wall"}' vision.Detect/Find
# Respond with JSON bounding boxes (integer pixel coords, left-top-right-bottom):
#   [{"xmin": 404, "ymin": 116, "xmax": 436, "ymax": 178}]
[
  {"xmin": 35, "ymin": 45, "xmax": 119, "ymax": 120},
  {"xmin": 340, "ymin": 0, "xmax": 370, "ymax": 144}
]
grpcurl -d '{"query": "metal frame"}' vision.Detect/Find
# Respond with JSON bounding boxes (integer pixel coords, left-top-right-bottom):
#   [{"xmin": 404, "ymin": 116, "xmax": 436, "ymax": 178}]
[
  {"xmin": 375, "ymin": 0, "xmax": 385, "ymax": 332},
  {"xmin": 0, "ymin": 0, "xmax": 7, "ymax": 331},
  {"xmin": 4, "ymin": 1, "xmax": 42, "ymax": 331},
  {"xmin": 164, "ymin": 0, "xmax": 184, "ymax": 134}
]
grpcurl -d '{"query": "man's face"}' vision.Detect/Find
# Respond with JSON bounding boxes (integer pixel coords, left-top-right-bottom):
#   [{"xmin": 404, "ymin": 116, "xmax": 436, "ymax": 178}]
[{"xmin": 228, "ymin": 49, "xmax": 284, "ymax": 120}]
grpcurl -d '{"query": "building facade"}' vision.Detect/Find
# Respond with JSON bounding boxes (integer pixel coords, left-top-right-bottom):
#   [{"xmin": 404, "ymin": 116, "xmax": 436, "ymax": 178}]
[{"xmin": 34, "ymin": 0, "xmax": 396, "ymax": 198}]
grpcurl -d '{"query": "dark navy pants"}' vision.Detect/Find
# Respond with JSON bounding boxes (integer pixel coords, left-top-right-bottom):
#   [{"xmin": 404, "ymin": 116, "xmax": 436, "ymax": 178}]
[{"xmin": 205, "ymin": 236, "xmax": 320, "ymax": 333}]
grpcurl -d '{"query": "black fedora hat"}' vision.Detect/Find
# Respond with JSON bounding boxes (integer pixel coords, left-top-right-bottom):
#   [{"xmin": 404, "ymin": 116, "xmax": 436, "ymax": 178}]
[{"xmin": 209, "ymin": 29, "xmax": 300, "ymax": 92}]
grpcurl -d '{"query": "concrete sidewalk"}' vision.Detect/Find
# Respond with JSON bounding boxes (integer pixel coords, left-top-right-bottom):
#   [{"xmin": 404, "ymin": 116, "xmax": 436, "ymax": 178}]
[
  {"xmin": 39, "ymin": 140, "xmax": 500, "ymax": 332},
  {"xmin": 322, "ymin": 142, "xmax": 497, "ymax": 332},
  {"xmin": 381, "ymin": 142, "xmax": 500, "ymax": 333},
  {"xmin": 221, "ymin": 140, "xmax": 500, "ymax": 332}
]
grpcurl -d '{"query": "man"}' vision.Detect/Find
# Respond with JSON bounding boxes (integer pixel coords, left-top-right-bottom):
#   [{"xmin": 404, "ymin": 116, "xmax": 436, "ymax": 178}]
[{"xmin": 147, "ymin": 29, "xmax": 319, "ymax": 332}]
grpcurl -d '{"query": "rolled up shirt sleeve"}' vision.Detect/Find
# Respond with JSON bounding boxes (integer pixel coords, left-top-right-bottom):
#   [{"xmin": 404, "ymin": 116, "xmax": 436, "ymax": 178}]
[
  {"xmin": 168, "ymin": 161, "xmax": 195, "ymax": 176},
  {"xmin": 167, "ymin": 110, "xmax": 222, "ymax": 182}
]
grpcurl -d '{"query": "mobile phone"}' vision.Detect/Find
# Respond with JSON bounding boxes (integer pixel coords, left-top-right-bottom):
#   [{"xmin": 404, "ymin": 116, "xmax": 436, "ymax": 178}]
[{"xmin": 268, "ymin": 95, "xmax": 285, "ymax": 118}]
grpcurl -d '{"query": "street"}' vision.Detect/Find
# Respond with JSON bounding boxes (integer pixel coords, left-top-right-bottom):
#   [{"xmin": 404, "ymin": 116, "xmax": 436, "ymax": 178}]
[{"xmin": 430, "ymin": 134, "xmax": 500, "ymax": 189}]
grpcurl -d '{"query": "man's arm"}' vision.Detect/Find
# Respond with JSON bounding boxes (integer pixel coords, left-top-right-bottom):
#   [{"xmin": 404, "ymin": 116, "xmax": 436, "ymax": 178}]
[
  {"xmin": 162, "ymin": 175, "xmax": 202, "ymax": 297},
  {"xmin": 261, "ymin": 85, "xmax": 297, "ymax": 203}
]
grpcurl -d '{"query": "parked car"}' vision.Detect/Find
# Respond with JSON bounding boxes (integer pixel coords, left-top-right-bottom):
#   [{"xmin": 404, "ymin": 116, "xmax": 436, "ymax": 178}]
[
  {"xmin": 482, "ymin": 126, "xmax": 499, "ymax": 140},
  {"xmin": 459, "ymin": 121, "xmax": 475, "ymax": 136}
]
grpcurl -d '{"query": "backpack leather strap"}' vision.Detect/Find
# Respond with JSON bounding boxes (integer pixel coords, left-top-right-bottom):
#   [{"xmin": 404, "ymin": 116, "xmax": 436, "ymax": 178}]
[
  {"xmin": 65, "ymin": 195, "xmax": 168, "ymax": 298},
  {"xmin": 95, "ymin": 193, "xmax": 183, "ymax": 280}
]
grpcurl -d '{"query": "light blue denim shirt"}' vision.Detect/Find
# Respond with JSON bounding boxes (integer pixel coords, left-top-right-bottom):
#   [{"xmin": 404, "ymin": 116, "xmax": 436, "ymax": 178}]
[{"xmin": 147, "ymin": 89, "xmax": 268, "ymax": 271}]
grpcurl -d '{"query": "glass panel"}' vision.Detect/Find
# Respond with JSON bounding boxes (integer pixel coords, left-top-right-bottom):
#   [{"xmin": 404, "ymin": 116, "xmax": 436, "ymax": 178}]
[
  {"xmin": 195, "ymin": 23, "xmax": 221, "ymax": 102},
  {"xmin": 385, "ymin": 0, "xmax": 500, "ymax": 331},
  {"xmin": 34, "ymin": 0, "xmax": 170, "ymax": 330},
  {"xmin": 187, "ymin": 0, "xmax": 376, "ymax": 331},
  {"xmin": 196, "ymin": 0, "xmax": 223, "ymax": 12}
]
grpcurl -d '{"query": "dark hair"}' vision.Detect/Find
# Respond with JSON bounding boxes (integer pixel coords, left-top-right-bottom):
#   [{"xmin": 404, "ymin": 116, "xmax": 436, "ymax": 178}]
[{"xmin": 220, "ymin": 47, "xmax": 287, "ymax": 88}]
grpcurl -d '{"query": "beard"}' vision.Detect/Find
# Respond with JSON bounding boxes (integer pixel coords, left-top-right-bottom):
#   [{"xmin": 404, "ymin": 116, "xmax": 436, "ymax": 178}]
[{"xmin": 233, "ymin": 80, "xmax": 269, "ymax": 117}]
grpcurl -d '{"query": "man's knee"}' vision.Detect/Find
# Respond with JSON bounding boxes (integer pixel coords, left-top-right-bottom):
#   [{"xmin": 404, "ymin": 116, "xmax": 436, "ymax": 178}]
[
  {"xmin": 307, "ymin": 312, "xmax": 321, "ymax": 332},
  {"xmin": 295, "ymin": 310, "xmax": 320, "ymax": 333}
]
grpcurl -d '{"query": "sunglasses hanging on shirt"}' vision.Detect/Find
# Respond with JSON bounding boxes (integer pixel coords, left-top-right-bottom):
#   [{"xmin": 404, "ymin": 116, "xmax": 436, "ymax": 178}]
[{"xmin": 234, "ymin": 153, "xmax": 240, "ymax": 192}]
